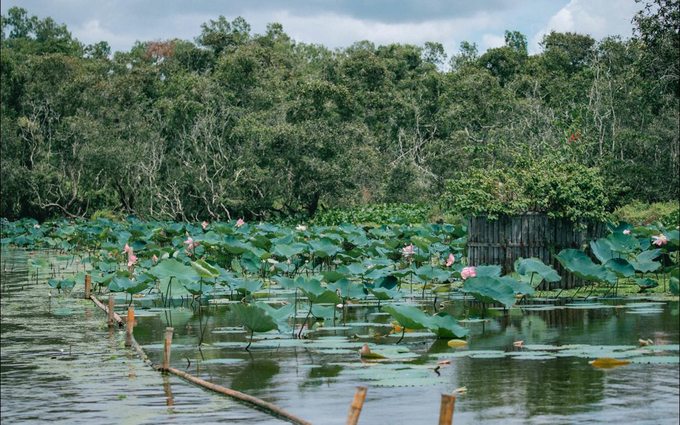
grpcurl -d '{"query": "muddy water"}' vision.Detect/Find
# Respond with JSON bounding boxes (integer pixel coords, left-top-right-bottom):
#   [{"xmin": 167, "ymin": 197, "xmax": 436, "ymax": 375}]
[
  {"xmin": 2, "ymin": 249, "xmax": 679, "ymax": 425},
  {"xmin": 0, "ymin": 250, "xmax": 284, "ymax": 424}
]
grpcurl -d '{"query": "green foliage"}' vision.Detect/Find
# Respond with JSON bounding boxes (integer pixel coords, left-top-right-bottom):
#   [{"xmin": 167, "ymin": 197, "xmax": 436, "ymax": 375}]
[
  {"xmin": 312, "ymin": 204, "xmax": 431, "ymax": 226},
  {"xmin": 0, "ymin": 5, "xmax": 678, "ymax": 224},
  {"xmin": 442, "ymin": 160, "xmax": 609, "ymax": 224},
  {"xmin": 611, "ymin": 201, "xmax": 679, "ymax": 226}
]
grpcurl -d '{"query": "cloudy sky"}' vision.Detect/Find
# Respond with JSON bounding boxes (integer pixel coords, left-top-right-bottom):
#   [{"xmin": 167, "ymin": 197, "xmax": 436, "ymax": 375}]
[{"xmin": 2, "ymin": 0, "xmax": 643, "ymax": 55}]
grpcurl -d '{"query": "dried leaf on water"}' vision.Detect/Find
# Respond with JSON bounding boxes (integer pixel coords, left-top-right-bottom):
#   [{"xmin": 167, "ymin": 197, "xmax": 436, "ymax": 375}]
[{"xmin": 589, "ymin": 357, "xmax": 631, "ymax": 369}]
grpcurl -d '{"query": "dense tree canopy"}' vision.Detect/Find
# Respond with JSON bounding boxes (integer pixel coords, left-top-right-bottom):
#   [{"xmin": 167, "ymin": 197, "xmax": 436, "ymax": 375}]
[{"xmin": 1, "ymin": 1, "xmax": 678, "ymax": 222}]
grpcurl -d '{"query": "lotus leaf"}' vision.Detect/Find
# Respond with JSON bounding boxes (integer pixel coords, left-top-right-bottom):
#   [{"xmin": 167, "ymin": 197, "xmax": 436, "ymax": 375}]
[
  {"xmin": 190, "ymin": 259, "xmax": 220, "ymax": 279},
  {"xmin": 555, "ymin": 249, "xmax": 617, "ymax": 284},
  {"xmin": 604, "ymin": 258, "xmax": 636, "ymax": 278},
  {"xmin": 515, "ymin": 258, "xmax": 561, "ymax": 283},
  {"xmin": 461, "ymin": 276, "xmax": 516, "ymax": 308}
]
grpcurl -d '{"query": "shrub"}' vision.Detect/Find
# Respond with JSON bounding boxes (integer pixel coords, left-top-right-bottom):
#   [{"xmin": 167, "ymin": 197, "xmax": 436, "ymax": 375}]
[
  {"xmin": 611, "ymin": 201, "xmax": 679, "ymax": 226},
  {"xmin": 311, "ymin": 203, "xmax": 431, "ymax": 226},
  {"xmin": 441, "ymin": 159, "xmax": 609, "ymax": 225}
]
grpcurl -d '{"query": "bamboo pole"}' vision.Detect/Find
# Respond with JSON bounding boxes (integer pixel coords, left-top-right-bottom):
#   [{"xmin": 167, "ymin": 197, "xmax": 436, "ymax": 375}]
[
  {"xmin": 346, "ymin": 386, "xmax": 367, "ymax": 425},
  {"xmin": 167, "ymin": 366, "xmax": 313, "ymax": 425},
  {"xmin": 89, "ymin": 294, "xmax": 124, "ymax": 326},
  {"xmin": 438, "ymin": 394, "xmax": 456, "ymax": 425},
  {"xmin": 87, "ymin": 296, "xmax": 315, "ymax": 425},
  {"xmin": 125, "ymin": 306, "xmax": 135, "ymax": 347},
  {"xmin": 84, "ymin": 275, "xmax": 91, "ymax": 299},
  {"xmin": 162, "ymin": 327, "xmax": 174, "ymax": 370},
  {"xmin": 107, "ymin": 295, "xmax": 115, "ymax": 327}
]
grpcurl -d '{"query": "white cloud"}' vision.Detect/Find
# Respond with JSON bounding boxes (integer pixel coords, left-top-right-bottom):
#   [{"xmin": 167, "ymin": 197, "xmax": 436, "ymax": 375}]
[
  {"xmin": 248, "ymin": 10, "xmax": 496, "ymax": 55},
  {"xmin": 529, "ymin": 0, "xmax": 640, "ymax": 54},
  {"xmin": 480, "ymin": 33, "xmax": 505, "ymax": 51}
]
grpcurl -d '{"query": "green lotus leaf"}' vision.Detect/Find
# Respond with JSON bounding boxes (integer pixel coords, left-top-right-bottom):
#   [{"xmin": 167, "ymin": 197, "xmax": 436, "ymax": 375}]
[
  {"xmin": 190, "ymin": 259, "xmax": 220, "ymax": 279},
  {"xmin": 308, "ymin": 238, "xmax": 341, "ymax": 258},
  {"xmin": 428, "ymin": 312, "xmax": 469, "ymax": 339},
  {"xmin": 604, "ymin": 233, "xmax": 641, "ymax": 254},
  {"xmin": 48, "ymin": 278, "xmax": 76, "ymax": 290},
  {"xmin": 28, "ymin": 258, "xmax": 49, "ymax": 269},
  {"xmin": 311, "ymin": 305, "xmax": 336, "ymax": 319},
  {"xmin": 590, "ymin": 239, "xmax": 614, "ymax": 264},
  {"xmin": 297, "ymin": 277, "xmax": 342, "ymax": 304},
  {"xmin": 415, "ymin": 265, "xmax": 451, "ymax": 282},
  {"xmin": 150, "ymin": 259, "xmax": 198, "ymax": 281},
  {"xmin": 222, "ymin": 236, "xmax": 251, "ymax": 254},
  {"xmin": 670, "ymin": 277, "xmax": 679, "ymax": 295},
  {"xmin": 232, "ymin": 279, "xmax": 264, "ymax": 295},
  {"xmin": 515, "ymin": 258, "xmax": 561, "ymax": 283},
  {"xmin": 635, "ymin": 278, "xmax": 658, "ymax": 290},
  {"xmin": 109, "ymin": 276, "xmax": 149, "ymax": 294},
  {"xmin": 500, "ymin": 275, "xmax": 535, "ymax": 296},
  {"xmin": 474, "ymin": 265, "xmax": 502, "ymax": 277},
  {"xmin": 363, "ymin": 267, "xmax": 389, "ymax": 280},
  {"xmin": 230, "ymin": 303, "xmax": 279, "ymax": 334},
  {"xmin": 373, "ymin": 275, "xmax": 398, "ymax": 290},
  {"xmin": 272, "ymin": 243, "xmax": 305, "ymax": 258},
  {"xmin": 273, "ymin": 276, "xmax": 297, "ymax": 289},
  {"xmin": 629, "ymin": 249, "xmax": 661, "ymax": 273},
  {"xmin": 346, "ymin": 262, "xmax": 366, "ymax": 276},
  {"xmin": 320, "ymin": 270, "xmax": 347, "ymax": 283},
  {"xmin": 382, "ymin": 304, "xmax": 431, "ymax": 330},
  {"xmin": 461, "ymin": 276, "xmax": 516, "ymax": 308},
  {"xmin": 328, "ymin": 279, "xmax": 367, "ymax": 300},
  {"xmin": 555, "ymin": 249, "xmax": 617, "ymax": 284},
  {"xmin": 370, "ymin": 287, "xmax": 403, "ymax": 301},
  {"xmin": 605, "ymin": 258, "xmax": 636, "ymax": 278},
  {"xmin": 252, "ymin": 302, "xmax": 294, "ymax": 330},
  {"xmin": 182, "ymin": 280, "xmax": 214, "ymax": 295}
]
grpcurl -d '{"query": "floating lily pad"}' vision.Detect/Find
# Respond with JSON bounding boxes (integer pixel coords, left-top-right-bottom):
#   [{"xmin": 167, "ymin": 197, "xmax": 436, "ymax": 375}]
[
  {"xmin": 626, "ymin": 308, "xmax": 663, "ymax": 314},
  {"xmin": 509, "ymin": 353, "xmax": 557, "ymax": 360},
  {"xmin": 624, "ymin": 302, "xmax": 666, "ymax": 308},
  {"xmin": 565, "ymin": 303, "xmax": 613, "ymax": 310},
  {"xmin": 201, "ymin": 358, "xmax": 245, "ymax": 364},
  {"xmin": 373, "ymin": 377, "xmax": 447, "ymax": 387},
  {"xmin": 627, "ymin": 356, "xmax": 680, "ymax": 364}
]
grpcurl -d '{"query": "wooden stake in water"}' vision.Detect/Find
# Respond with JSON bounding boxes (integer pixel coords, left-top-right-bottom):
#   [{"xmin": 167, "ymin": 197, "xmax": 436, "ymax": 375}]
[
  {"xmin": 438, "ymin": 394, "xmax": 456, "ymax": 425},
  {"xmin": 162, "ymin": 327, "xmax": 174, "ymax": 371},
  {"xmin": 125, "ymin": 306, "xmax": 135, "ymax": 347},
  {"xmin": 107, "ymin": 295, "xmax": 115, "ymax": 327},
  {"xmin": 346, "ymin": 386, "xmax": 367, "ymax": 425},
  {"xmin": 84, "ymin": 275, "xmax": 91, "ymax": 299}
]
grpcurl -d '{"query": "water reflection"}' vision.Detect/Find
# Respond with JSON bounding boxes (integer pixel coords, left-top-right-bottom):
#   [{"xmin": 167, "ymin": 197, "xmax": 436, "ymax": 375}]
[{"xmin": 230, "ymin": 359, "xmax": 280, "ymax": 393}]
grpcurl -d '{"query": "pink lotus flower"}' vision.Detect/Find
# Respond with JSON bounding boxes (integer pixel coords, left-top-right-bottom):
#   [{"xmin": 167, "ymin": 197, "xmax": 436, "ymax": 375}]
[
  {"xmin": 623, "ymin": 229, "xmax": 631, "ymax": 235},
  {"xmin": 201, "ymin": 221, "xmax": 209, "ymax": 230},
  {"xmin": 152, "ymin": 254, "xmax": 159, "ymax": 262},
  {"xmin": 33, "ymin": 224, "xmax": 40, "ymax": 229},
  {"xmin": 402, "ymin": 245, "xmax": 416, "ymax": 257},
  {"xmin": 296, "ymin": 225, "xmax": 307, "ymax": 231},
  {"xmin": 127, "ymin": 254, "xmax": 137, "ymax": 267},
  {"xmin": 446, "ymin": 253, "xmax": 455, "ymax": 267},
  {"xmin": 124, "ymin": 243, "xmax": 133, "ymax": 255},
  {"xmin": 236, "ymin": 218, "xmax": 245, "ymax": 228},
  {"xmin": 184, "ymin": 237, "xmax": 200, "ymax": 250},
  {"xmin": 461, "ymin": 267, "xmax": 476, "ymax": 280},
  {"xmin": 652, "ymin": 234, "xmax": 668, "ymax": 246}
]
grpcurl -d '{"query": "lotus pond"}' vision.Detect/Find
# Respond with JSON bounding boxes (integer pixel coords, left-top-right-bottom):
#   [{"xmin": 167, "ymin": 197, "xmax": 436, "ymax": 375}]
[{"xmin": 1, "ymin": 218, "xmax": 679, "ymax": 424}]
